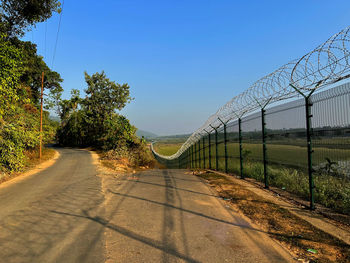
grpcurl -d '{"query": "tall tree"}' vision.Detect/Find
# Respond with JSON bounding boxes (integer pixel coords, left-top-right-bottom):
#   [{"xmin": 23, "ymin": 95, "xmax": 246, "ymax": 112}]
[
  {"xmin": 0, "ymin": 33, "xmax": 22, "ymax": 119},
  {"xmin": 84, "ymin": 71, "xmax": 133, "ymax": 117},
  {"xmin": 0, "ymin": 0, "xmax": 61, "ymax": 37}
]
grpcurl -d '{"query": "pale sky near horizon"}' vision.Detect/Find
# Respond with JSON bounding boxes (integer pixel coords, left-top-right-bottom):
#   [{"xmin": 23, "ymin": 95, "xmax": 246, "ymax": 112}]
[{"xmin": 24, "ymin": 0, "xmax": 350, "ymax": 135}]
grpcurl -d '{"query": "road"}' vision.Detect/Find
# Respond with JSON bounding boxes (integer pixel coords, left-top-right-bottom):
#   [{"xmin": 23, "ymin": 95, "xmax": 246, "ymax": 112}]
[{"xmin": 0, "ymin": 148, "xmax": 294, "ymax": 263}]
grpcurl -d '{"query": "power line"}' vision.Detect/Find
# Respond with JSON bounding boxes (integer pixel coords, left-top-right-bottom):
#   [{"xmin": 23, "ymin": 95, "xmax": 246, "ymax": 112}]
[
  {"xmin": 44, "ymin": 21, "xmax": 47, "ymax": 58},
  {"xmin": 51, "ymin": 0, "xmax": 65, "ymax": 69}
]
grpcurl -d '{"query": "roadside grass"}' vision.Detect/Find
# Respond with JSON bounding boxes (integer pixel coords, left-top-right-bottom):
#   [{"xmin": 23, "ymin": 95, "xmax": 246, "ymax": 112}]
[
  {"xmin": 197, "ymin": 171, "xmax": 350, "ymax": 263},
  {"xmin": 0, "ymin": 147, "xmax": 56, "ymax": 184},
  {"xmin": 190, "ymin": 141, "xmax": 350, "ymax": 214},
  {"xmin": 227, "ymin": 159, "xmax": 350, "ymax": 215},
  {"xmin": 24, "ymin": 147, "xmax": 56, "ymax": 168}
]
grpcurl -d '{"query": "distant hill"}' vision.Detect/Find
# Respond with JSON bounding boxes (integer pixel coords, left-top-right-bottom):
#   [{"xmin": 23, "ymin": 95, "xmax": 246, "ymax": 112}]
[
  {"xmin": 155, "ymin": 133, "xmax": 191, "ymax": 143},
  {"xmin": 136, "ymin": 129, "xmax": 158, "ymax": 139}
]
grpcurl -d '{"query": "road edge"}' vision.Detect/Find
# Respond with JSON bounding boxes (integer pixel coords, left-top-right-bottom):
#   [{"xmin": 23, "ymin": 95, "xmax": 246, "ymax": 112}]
[
  {"xmin": 205, "ymin": 169, "xmax": 350, "ymax": 246},
  {"xmin": 0, "ymin": 149, "xmax": 60, "ymax": 189}
]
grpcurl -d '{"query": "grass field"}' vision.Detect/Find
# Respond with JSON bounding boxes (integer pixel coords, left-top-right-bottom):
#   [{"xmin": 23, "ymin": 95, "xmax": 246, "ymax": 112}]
[
  {"xmin": 154, "ymin": 140, "xmax": 350, "ymax": 167},
  {"xmin": 152, "ymin": 142, "xmax": 183, "ymax": 156}
]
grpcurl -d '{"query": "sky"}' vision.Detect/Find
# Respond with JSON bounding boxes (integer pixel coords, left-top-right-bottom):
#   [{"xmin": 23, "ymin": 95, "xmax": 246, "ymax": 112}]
[{"xmin": 24, "ymin": 0, "xmax": 350, "ymax": 135}]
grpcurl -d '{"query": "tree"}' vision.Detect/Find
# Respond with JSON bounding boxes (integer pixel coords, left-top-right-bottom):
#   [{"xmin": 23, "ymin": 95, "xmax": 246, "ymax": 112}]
[
  {"xmin": 0, "ymin": 1, "xmax": 62, "ymax": 173},
  {"xmin": 84, "ymin": 71, "xmax": 133, "ymax": 117},
  {"xmin": 57, "ymin": 71, "xmax": 136, "ymax": 149},
  {"xmin": 83, "ymin": 71, "xmax": 133, "ymax": 145},
  {"xmin": 10, "ymin": 39, "xmax": 63, "ymax": 105},
  {"xmin": 0, "ymin": 33, "xmax": 22, "ymax": 119},
  {"xmin": 0, "ymin": 0, "xmax": 61, "ymax": 37},
  {"xmin": 57, "ymin": 89, "xmax": 81, "ymax": 121}
]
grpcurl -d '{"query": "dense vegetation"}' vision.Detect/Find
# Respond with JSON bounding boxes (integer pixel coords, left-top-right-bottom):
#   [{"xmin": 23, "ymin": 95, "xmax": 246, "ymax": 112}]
[
  {"xmin": 56, "ymin": 71, "xmax": 154, "ymax": 167},
  {"xmin": 0, "ymin": 0, "xmax": 62, "ymax": 173},
  {"xmin": 0, "ymin": 0, "xmax": 153, "ymax": 174}
]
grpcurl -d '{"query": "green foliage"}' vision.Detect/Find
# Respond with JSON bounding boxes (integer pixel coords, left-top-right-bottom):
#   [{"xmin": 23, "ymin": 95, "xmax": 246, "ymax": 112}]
[
  {"xmin": 0, "ymin": 0, "xmax": 62, "ymax": 174},
  {"xmin": 84, "ymin": 71, "xmax": 132, "ymax": 115},
  {"xmin": 99, "ymin": 115, "xmax": 137, "ymax": 150},
  {"xmin": 10, "ymin": 39, "xmax": 63, "ymax": 105},
  {"xmin": 57, "ymin": 71, "xmax": 153, "ymax": 166},
  {"xmin": 0, "ymin": 33, "xmax": 22, "ymax": 119},
  {"xmin": 58, "ymin": 71, "xmax": 135, "ymax": 149},
  {"xmin": 0, "ymin": 0, "xmax": 61, "ymax": 36}
]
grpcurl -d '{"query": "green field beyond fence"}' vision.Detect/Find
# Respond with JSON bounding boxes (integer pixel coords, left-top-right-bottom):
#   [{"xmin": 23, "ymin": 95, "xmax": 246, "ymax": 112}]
[{"xmin": 152, "ymin": 83, "xmax": 350, "ymax": 215}]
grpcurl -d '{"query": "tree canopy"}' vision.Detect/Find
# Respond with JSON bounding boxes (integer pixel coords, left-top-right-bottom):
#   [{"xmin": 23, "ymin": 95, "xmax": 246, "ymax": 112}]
[
  {"xmin": 0, "ymin": 0, "xmax": 61, "ymax": 37},
  {"xmin": 58, "ymin": 71, "xmax": 135, "ymax": 149}
]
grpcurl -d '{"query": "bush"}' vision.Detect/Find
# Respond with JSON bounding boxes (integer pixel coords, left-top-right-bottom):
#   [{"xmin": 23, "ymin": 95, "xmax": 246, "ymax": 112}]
[{"xmin": 0, "ymin": 104, "xmax": 57, "ymax": 172}]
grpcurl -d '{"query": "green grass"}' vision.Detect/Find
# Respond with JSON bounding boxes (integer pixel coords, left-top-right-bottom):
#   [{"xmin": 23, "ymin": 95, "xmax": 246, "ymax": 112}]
[
  {"xmin": 175, "ymin": 138, "xmax": 350, "ymax": 214},
  {"xmin": 196, "ymin": 141, "xmax": 350, "ymax": 170},
  {"xmin": 153, "ymin": 142, "xmax": 183, "ymax": 156}
]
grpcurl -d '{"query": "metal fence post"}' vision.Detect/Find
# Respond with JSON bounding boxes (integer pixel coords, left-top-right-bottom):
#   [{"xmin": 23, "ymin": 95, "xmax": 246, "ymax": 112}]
[
  {"xmin": 198, "ymin": 140, "xmax": 201, "ymax": 169},
  {"xmin": 208, "ymin": 133, "xmax": 212, "ymax": 169},
  {"xmin": 218, "ymin": 118, "xmax": 228, "ymax": 173},
  {"xmin": 238, "ymin": 118, "xmax": 244, "ymax": 179},
  {"xmin": 305, "ymin": 96, "xmax": 315, "ymax": 210},
  {"xmin": 191, "ymin": 145, "xmax": 194, "ymax": 168},
  {"xmin": 224, "ymin": 124, "xmax": 228, "ymax": 173},
  {"xmin": 290, "ymin": 84, "xmax": 316, "ymax": 210},
  {"xmin": 261, "ymin": 108, "xmax": 268, "ymax": 188},
  {"xmin": 195, "ymin": 142, "xmax": 197, "ymax": 168},
  {"xmin": 187, "ymin": 149, "xmax": 190, "ymax": 168},
  {"xmin": 215, "ymin": 129, "xmax": 218, "ymax": 170},
  {"xmin": 202, "ymin": 137, "xmax": 206, "ymax": 169}
]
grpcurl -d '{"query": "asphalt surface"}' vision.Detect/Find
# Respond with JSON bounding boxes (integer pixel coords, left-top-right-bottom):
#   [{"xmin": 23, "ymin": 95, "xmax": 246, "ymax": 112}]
[
  {"xmin": 0, "ymin": 148, "xmax": 105, "ymax": 263},
  {"xmin": 0, "ymin": 148, "xmax": 294, "ymax": 262}
]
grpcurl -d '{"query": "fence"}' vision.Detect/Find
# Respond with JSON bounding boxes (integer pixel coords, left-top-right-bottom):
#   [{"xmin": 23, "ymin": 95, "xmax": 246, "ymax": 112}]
[{"xmin": 152, "ymin": 26, "xmax": 350, "ymax": 214}]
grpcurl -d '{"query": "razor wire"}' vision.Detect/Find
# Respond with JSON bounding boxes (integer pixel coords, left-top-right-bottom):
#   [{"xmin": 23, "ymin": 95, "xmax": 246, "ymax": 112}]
[{"xmin": 153, "ymin": 26, "xmax": 350, "ymax": 160}]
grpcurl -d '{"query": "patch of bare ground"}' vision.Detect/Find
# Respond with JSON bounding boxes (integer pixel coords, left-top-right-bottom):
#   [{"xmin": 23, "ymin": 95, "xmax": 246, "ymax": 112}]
[
  {"xmin": 0, "ymin": 147, "xmax": 58, "ymax": 186},
  {"xmin": 196, "ymin": 171, "xmax": 350, "ymax": 263}
]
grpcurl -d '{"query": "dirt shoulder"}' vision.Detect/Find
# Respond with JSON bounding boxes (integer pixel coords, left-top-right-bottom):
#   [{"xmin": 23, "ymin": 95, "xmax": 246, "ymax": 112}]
[
  {"xmin": 196, "ymin": 171, "xmax": 350, "ymax": 263},
  {"xmin": 0, "ymin": 148, "xmax": 59, "ymax": 188}
]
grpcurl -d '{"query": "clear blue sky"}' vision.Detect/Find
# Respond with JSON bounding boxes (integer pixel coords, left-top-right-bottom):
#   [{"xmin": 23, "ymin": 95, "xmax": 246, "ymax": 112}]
[{"xmin": 24, "ymin": 0, "xmax": 350, "ymax": 135}]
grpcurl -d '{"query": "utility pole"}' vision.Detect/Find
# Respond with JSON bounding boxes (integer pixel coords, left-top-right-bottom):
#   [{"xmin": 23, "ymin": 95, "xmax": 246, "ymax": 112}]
[{"xmin": 40, "ymin": 72, "xmax": 44, "ymax": 160}]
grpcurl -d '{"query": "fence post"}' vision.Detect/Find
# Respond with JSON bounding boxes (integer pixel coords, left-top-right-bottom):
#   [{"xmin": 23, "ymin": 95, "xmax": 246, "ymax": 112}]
[
  {"xmin": 224, "ymin": 124, "xmax": 227, "ymax": 173},
  {"xmin": 206, "ymin": 131, "xmax": 212, "ymax": 169},
  {"xmin": 187, "ymin": 149, "xmax": 190, "ymax": 168},
  {"xmin": 215, "ymin": 129, "xmax": 218, "ymax": 170},
  {"xmin": 195, "ymin": 142, "xmax": 197, "ymax": 168},
  {"xmin": 202, "ymin": 137, "xmax": 206, "ymax": 169},
  {"xmin": 191, "ymin": 145, "xmax": 194, "ymax": 169},
  {"xmin": 290, "ymin": 84, "xmax": 316, "ymax": 210},
  {"xmin": 305, "ymin": 96, "xmax": 315, "ymax": 210},
  {"xmin": 209, "ymin": 125, "xmax": 219, "ymax": 171},
  {"xmin": 261, "ymin": 108, "xmax": 268, "ymax": 188},
  {"xmin": 198, "ymin": 139, "xmax": 201, "ymax": 169},
  {"xmin": 218, "ymin": 118, "xmax": 228, "ymax": 173},
  {"xmin": 238, "ymin": 118, "xmax": 244, "ymax": 179}
]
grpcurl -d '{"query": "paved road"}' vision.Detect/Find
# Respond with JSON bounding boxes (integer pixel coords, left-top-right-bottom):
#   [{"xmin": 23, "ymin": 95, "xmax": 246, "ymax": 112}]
[{"xmin": 0, "ymin": 148, "xmax": 294, "ymax": 262}]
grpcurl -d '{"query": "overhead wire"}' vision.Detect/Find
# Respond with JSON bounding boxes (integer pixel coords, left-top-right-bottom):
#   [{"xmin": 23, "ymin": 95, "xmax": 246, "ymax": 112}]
[{"xmin": 51, "ymin": 0, "xmax": 65, "ymax": 70}]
